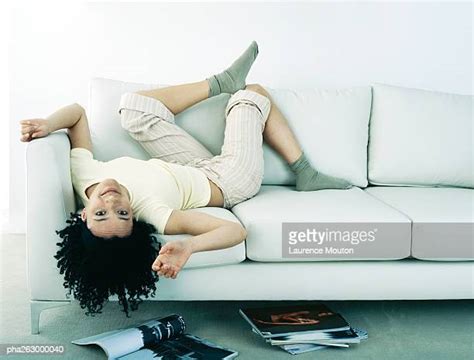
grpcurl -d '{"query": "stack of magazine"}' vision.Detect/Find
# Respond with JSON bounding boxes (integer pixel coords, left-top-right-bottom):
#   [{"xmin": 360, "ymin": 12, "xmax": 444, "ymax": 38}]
[
  {"xmin": 72, "ymin": 314, "xmax": 238, "ymax": 359},
  {"xmin": 239, "ymin": 303, "xmax": 368, "ymax": 355}
]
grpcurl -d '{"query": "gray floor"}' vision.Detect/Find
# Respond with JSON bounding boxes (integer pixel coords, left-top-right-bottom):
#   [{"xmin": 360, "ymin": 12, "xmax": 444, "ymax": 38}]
[{"xmin": 1, "ymin": 233, "xmax": 473, "ymax": 360}]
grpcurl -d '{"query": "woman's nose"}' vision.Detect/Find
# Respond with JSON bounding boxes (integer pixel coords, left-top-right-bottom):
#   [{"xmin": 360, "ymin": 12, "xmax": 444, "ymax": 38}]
[{"xmin": 103, "ymin": 195, "xmax": 119, "ymax": 204}]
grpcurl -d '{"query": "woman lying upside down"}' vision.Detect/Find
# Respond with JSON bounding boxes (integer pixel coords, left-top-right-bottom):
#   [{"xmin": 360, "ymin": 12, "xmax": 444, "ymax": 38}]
[{"xmin": 19, "ymin": 41, "xmax": 351, "ymax": 316}]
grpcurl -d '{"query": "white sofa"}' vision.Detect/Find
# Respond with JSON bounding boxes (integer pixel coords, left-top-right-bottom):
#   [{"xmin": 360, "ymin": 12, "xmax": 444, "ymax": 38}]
[{"xmin": 26, "ymin": 78, "xmax": 474, "ymax": 334}]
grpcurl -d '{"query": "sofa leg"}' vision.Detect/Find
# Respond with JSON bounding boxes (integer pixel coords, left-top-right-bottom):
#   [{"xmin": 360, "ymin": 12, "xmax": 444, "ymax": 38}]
[{"xmin": 30, "ymin": 300, "xmax": 71, "ymax": 334}]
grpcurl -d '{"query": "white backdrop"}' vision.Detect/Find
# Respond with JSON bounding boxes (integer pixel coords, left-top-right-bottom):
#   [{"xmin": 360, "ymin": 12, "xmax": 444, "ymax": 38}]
[{"xmin": 8, "ymin": 0, "xmax": 473, "ymax": 233}]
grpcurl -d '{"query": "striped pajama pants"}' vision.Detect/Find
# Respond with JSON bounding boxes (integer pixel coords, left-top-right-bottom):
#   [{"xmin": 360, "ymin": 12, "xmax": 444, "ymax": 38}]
[{"xmin": 119, "ymin": 89, "xmax": 272, "ymax": 208}]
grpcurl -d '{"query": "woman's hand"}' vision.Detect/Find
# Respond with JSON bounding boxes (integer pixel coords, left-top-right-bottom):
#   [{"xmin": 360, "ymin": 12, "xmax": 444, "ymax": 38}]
[
  {"xmin": 152, "ymin": 240, "xmax": 194, "ymax": 279},
  {"xmin": 19, "ymin": 119, "xmax": 51, "ymax": 142}
]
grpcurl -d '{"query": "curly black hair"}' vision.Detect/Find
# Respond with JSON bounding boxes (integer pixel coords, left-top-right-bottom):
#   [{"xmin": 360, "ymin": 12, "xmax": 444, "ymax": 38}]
[{"xmin": 54, "ymin": 212, "xmax": 161, "ymax": 317}]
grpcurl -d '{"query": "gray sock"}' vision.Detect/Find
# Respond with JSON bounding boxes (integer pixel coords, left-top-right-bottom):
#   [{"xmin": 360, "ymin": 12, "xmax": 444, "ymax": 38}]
[
  {"xmin": 207, "ymin": 41, "xmax": 259, "ymax": 97},
  {"xmin": 290, "ymin": 152, "xmax": 353, "ymax": 191}
]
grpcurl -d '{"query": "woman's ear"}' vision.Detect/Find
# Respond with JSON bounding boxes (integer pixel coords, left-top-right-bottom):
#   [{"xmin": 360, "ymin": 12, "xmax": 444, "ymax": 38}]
[{"xmin": 81, "ymin": 208, "xmax": 87, "ymax": 222}]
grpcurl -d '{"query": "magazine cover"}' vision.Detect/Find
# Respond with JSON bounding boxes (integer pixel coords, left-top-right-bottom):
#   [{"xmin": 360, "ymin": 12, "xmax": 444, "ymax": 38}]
[
  {"xmin": 240, "ymin": 304, "xmax": 350, "ymax": 338},
  {"xmin": 72, "ymin": 314, "xmax": 238, "ymax": 360}
]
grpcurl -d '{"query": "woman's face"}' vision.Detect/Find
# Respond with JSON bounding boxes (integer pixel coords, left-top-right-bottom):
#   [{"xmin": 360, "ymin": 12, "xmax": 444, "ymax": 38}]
[{"xmin": 81, "ymin": 178, "xmax": 133, "ymax": 238}]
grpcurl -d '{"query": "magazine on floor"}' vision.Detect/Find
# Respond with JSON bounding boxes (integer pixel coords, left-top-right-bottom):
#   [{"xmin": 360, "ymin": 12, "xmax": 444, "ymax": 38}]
[
  {"xmin": 239, "ymin": 303, "xmax": 350, "ymax": 338},
  {"xmin": 71, "ymin": 314, "xmax": 238, "ymax": 360},
  {"xmin": 267, "ymin": 327, "xmax": 362, "ymax": 345},
  {"xmin": 240, "ymin": 303, "xmax": 368, "ymax": 355},
  {"xmin": 277, "ymin": 328, "xmax": 369, "ymax": 355}
]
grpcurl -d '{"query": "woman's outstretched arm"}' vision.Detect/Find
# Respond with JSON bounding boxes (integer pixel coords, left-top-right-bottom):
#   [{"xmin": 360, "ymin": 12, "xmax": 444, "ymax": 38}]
[
  {"xmin": 19, "ymin": 103, "xmax": 93, "ymax": 151},
  {"xmin": 151, "ymin": 209, "xmax": 247, "ymax": 279}
]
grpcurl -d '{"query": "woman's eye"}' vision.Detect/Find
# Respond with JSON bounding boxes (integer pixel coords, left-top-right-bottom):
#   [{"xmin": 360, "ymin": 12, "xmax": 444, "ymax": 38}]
[
  {"xmin": 95, "ymin": 210, "xmax": 106, "ymax": 216},
  {"xmin": 118, "ymin": 210, "xmax": 128, "ymax": 216}
]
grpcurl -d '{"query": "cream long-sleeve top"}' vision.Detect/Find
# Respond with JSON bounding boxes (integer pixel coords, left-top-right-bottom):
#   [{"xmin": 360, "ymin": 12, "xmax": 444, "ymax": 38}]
[{"xmin": 70, "ymin": 147, "xmax": 211, "ymax": 234}]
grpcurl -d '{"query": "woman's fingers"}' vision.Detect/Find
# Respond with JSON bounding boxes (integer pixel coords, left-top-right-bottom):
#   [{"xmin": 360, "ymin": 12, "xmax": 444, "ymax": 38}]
[
  {"xmin": 168, "ymin": 265, "xmax": 179, "ymax": 279},
  {"xmin": 158, "ymin": 266, "xmax": 179, "ymax": 279},
  {"xmin": 20, "ymin": 130, "xmax": 41, "ymax": 141},
  {"xmin": 31, "ymin": 131, "xmax": 42, "ymax": 138},
  {"xmin": 20, "ymin": 130, "xmax": 39, "ymax": 142},
  {"xmin": 19, "ymin": 119, "xmax": 49, "ymax": 142},
  {"xmin": 160, "ymin": 264, "xmax": 177, "ymax": 278},
  {"xmin": 20, "ymin": 119, "xmax": 41, "ymax": 126},
  {"xmin": 154, "ymin": 255, "xmax": 180, "ymax": 279},
  {"xmin": 21, "ymin": 125, "xmax": 37, "ymax": 135},
  {"xmin": 163, "ymin": 264, "xmax": 173, "ymax": 278},
  {"xmin": 152, "ymin": 258, "xmax": 162, "ymax": 271},
  {"xmin": 20, "ymin": 120, "xmax": 33, "ymax": 126},
  {"xmin": 158, "ymin": 264, "xmax": 170, "ymax": 277},
  {"xmin": 20, "ymin": 121, "xmax": 41, "ymax": 142},
  {"xmin": 23, "ymin": 131, "xmax": 48, "ymax": 141}
]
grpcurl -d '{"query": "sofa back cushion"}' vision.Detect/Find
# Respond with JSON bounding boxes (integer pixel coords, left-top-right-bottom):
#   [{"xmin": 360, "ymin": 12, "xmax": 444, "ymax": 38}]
[
  {"xmin": 89, "ymin": 78, "xmax": 371, "ymax": 186},
  {"xmin": 88, "ymin": 77, "xmax": 228, "ymax": 162},
  {"xmin": 263, "ymin": 87, "xmax": 371, "ymax": 187},
  {"xmin": 368, "ymin": 83, "xmax": 473, "ymax": 188}
]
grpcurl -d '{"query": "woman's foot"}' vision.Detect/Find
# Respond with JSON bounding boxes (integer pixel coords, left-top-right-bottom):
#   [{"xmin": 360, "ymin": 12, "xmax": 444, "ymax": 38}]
[
  {"xmin": 207, "ymin": 41, "xmax": 259, "ymax": 97},
  {"xmin": 152, "ymin": 240, "xmax": 193, "ymax": 279},
  {"xmin": 290, "ymin": 152, "xmax": 353, "ymax": 191}
]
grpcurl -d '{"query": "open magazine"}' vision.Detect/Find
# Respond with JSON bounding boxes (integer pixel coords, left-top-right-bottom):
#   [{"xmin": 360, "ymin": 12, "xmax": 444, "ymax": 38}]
[{"xmin": 72, "ymin": 314, "xmax": 238, "ymax": 359}]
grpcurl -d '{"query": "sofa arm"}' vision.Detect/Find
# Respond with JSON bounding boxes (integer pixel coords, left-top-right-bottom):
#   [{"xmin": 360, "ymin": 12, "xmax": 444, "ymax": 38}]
[{"xmin": 26, "ymin": 132, "xmax": 77, "ymax": 301}]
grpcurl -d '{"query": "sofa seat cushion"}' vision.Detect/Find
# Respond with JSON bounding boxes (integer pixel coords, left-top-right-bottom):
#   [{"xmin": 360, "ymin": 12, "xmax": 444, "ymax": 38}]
[
  {"xmin": 160, "ymin": 207, "xmax": 246, "ymax": 268},
  {"xmin": 232, "ymin": 186, "xmax": 411, "ymax": 261},
  {"xmin": 365, "ymin": 187, "xmax": 474, "ymax": 261}
]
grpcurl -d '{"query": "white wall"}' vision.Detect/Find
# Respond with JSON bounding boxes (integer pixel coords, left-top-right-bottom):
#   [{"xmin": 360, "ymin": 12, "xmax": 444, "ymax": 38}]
[
  {"xmin": 1, "ymin": 2, "xmax": 10, "ymax": 230},
  {"xmin": 8, "ymin": 0, "xmax": 473, "ymax": 233}
]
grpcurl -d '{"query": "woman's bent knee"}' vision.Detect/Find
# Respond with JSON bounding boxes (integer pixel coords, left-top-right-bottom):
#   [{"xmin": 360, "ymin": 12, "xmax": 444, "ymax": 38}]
[{"xmin": 245, "ymin": 83, "xmax": 268, "ymax": 97}]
